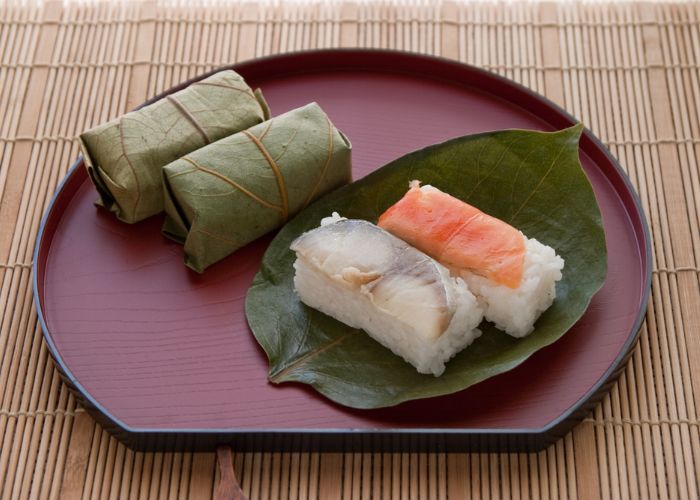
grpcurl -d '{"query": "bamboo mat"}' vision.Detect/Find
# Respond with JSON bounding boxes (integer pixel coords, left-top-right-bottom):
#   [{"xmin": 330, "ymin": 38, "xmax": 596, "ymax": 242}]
[{"xmin": 1, "ymin": 0, "xmax": 699, "ymax": 498}]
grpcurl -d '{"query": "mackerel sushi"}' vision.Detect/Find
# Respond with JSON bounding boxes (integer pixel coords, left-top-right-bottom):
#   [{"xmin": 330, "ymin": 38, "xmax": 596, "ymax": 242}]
[
  {"xmin": 378, "ymin": 182, "xmax": 565, "ymax": 338},
  {"xmin": 290, "ymin": 214, "xmax": 484, "ymax": 376}
]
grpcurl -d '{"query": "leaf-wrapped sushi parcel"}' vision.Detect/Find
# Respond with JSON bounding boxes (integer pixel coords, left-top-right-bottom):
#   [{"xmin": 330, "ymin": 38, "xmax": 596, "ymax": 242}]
[
  {"xmin": 162, "ymin": 102, "xmax": 352, "ymax": 273},
  {"xmin": 79, "ymin": 70, "xmax": 270, "ymax": 223},
  {"xmin": 246, "ymin": 124, "xmax": 607, "ymax": 409}
]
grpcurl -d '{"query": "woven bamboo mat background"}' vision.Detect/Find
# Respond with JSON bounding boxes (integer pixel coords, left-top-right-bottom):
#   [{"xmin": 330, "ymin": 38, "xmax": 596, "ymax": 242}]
[{"xmin": 1, "ymin": 0, "xmax": 699, "ymax": 498}]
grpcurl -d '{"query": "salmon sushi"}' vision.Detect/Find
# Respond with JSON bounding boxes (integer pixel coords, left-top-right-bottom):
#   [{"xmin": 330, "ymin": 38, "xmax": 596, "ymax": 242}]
[
  {"xmin": 378, "ymin": 181, "xmax": 565, "ymax": 338},
  {"xmin": 291, "ymin": 213, "xmax": 484, "ymax": 376}
]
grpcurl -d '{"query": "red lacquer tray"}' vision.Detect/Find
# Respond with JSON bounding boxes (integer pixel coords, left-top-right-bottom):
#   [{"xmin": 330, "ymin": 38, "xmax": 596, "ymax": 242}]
[{"xmin": 34, "ymin": 50, "xmax": 651, "ymax": 452}]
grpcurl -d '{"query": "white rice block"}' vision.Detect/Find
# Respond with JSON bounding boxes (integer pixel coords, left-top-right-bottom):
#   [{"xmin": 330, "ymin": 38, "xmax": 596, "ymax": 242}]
[
  {"xmin": 291, "ymin": 216, "xmax": 484, "ymax": 376},
  {"xmin": 461, "ymin": 236, "xmax": 565, "ymax": 338}
]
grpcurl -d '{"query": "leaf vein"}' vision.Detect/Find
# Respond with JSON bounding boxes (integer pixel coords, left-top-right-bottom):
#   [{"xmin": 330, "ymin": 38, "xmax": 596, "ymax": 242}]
[
  {"xmin": 269, "ymin": 330, "xmax": 356, "ymax": 383},
  {"xmin": 193, "ymin": 226, "xmax": 241, "ymax": 246},
  {"xmin": 192, "ymin": 81, "xmax": 258, "ymax": 103},
  {"xmin": 508, "ymin": 145, "xmax": 543, "ymax": 214},
  {"xmin": 510, "ymin": 139, "xmax": 570, "ymax": 220},
  {"xmin": 243, "ymin": 130, "xmax": 290, "ymax": 221},
  {"xmin": 465, "ymin": 136, "xmax": 520, "ymax": 201},
  {"xmin": 166, "ymin": 95, "xmax": 211, "ymax": 144},
  {"xmin": 256, "ymin": 120, "xmax": 273, "ymax": 141},
  {"xmin": 302, "ymin": 114, "xmax": 334, "ymax": 208},
  {"xmin": 272, "ymin": 126, "xmax": 300, "ymax": 162},
  {"xmin": 181, "ymin": 156, "xmax": 282, "ymax": 212},
  {"xmin": 118, "ymin": 120, "xmax": 141, "ymax": 217}
]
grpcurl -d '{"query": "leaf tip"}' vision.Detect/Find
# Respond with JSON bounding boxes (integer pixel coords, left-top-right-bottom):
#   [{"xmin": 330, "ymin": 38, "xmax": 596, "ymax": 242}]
[{"xmin": 568, "ymin": 122, "xmax": 585, "ymax": 138}]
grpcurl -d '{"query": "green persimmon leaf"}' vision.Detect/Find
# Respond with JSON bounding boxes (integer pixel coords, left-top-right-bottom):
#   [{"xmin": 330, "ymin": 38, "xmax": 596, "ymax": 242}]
[{"xmin": 245, "ymin": 124, "xmax": 607, "ymax": 409}]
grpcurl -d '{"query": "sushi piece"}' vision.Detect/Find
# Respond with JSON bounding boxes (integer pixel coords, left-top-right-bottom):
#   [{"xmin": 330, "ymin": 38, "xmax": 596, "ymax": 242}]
[
  {"xmin": 290, "ymin": 213, "xmax": 483, "ymax": 376},
  {"xmin": 378, "ymin": 182, "xmax": 565, "ymax": 338}
]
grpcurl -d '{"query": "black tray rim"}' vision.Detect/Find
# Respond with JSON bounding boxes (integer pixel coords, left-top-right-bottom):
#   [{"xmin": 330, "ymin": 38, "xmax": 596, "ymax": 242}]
[{"xmin": 32, "ymin": 48, "xmax": 652, "ymax": 452}]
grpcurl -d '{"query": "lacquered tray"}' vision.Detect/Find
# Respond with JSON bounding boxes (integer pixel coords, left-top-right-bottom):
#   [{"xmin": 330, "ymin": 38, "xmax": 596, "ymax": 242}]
[{"xmin": 33, "ymin": 49, "xmax": 651, "ymax": 452}]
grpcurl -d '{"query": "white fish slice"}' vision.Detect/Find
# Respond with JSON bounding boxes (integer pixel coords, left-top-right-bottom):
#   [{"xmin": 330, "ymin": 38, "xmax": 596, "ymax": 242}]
[{"xmin": 290, "ymin": 214, "xmax": 484, "ymax": 376}]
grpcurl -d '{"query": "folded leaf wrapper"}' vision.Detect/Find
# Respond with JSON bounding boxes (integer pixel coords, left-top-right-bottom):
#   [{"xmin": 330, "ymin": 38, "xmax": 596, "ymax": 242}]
[
  {"xmin": 162, "ymin": 102, "xmax": 353, "ymax": 273},
  {"xmin": 79, "ymin": 70, "xmax": 270, "ymax": 223}
]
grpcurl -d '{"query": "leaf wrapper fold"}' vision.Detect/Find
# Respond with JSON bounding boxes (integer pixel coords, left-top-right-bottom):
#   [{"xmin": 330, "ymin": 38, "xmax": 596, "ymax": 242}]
[
  {"xmin": 79, "ymin": 70, "xmax": 270, "ymax": 223},
  {"xmin": 162, "ymin": 102, "xmax": 353, "ymax": 273}
]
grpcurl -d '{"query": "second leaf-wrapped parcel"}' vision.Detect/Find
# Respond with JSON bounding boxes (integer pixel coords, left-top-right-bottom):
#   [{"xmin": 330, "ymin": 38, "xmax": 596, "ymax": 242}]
[{"xmin": 162, "ymin": 102, "xmax": 352, "ymax": 272}]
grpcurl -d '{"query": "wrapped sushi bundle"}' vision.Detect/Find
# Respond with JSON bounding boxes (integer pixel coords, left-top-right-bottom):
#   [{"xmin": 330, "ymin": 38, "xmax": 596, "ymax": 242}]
[
  {"xmin": 291, "ymin": 214, "xmax": 483, "ymax": 376},
  {"xmin": 162, "ymin": 103, "xmax": 352, "ymax": 273},
  {"xmin": 378, "ymin": 181, "xmax": 565, "ymax": 338},
  {"xmin": 80, "ymin": 70, "xmax": 270, "ymax": 223}
]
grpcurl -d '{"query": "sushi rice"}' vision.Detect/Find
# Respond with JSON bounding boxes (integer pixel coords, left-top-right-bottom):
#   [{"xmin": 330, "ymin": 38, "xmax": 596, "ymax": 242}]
[
  {"xmin": 460, "ymin": 236, "xmax": 564, "ymax": 338},
  {"xmin": 291, "ymin": 214, "xmax": 484, "ymax": 376}
]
